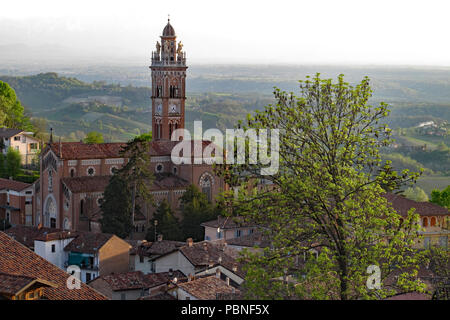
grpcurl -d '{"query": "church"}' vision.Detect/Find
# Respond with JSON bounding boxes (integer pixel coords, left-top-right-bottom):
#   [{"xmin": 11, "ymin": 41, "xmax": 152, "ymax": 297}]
[{"xmin": 33, "ymin": 19, "xmax": 225, "ymax": 238}]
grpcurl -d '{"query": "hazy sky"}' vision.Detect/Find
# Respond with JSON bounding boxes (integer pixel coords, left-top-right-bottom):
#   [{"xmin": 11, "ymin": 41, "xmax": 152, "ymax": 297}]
[{"xmin": 1, "ymin": 0, "xmax": 450, "ymax": 65}]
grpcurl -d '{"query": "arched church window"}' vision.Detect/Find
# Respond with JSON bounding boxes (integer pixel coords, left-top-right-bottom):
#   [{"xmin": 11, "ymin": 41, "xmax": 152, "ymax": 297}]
[
  {"xmin": 44, "ymin": 197, "xmax": 57, "ymax": 228},
  {"xmin": 423, "ymin": 217, "xmax": 428, "ymax": 227},
  {"xmin": 199, "ymin": 172, "xmax": 214, "ymax": 202}
]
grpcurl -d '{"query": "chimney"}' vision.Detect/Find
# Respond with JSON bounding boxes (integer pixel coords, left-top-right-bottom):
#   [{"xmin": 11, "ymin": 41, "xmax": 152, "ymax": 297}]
[
  {"xmin": 186, "ymin": 238, "xmax": 193, "ymax": 247},
  {"xmin": 169, "ymin": 268, "xmax": 173, "ymax": 277},
  {"xmin": 215, "ymin": 268, "xmax": 221, "ymax": 279},
  {"xmin": 232, "ymin": 265, "xmax": 238, "ymax": 272},
  {"xmin": 226, "ymin": 277, "xmax": 230, "ymax": 286}
]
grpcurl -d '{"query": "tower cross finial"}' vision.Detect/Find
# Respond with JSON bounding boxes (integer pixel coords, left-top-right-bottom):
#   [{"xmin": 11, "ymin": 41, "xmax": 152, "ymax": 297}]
[{"xmin": 168, "ymin": 14, "xmax": 170, "ymax": 22}]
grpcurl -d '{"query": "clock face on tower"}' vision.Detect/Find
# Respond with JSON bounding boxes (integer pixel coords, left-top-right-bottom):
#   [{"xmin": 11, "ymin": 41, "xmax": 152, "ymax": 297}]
[{"xmin": 169, "ymin": 104, "xmax": 177, "ymax": 113}]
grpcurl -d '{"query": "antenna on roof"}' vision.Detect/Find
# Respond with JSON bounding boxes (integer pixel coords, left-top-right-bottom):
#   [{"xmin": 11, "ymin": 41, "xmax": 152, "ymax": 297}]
[{"xmin": 59, "ymin": 136, "xmax": 62, "ymax": 158}]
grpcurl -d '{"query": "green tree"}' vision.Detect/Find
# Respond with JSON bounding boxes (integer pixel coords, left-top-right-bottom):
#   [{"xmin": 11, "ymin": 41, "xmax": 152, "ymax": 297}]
[
  {"xmin": 0, "ymin": 81, "xmax": 32, "ymax": 130},
  {"xmin": 135, "ymin": 131, "xmax": 152, "ymax": 141},
  {"xmin": 84, "ymin": 131, "xmax": 104, "ymax": 144},
  {"xmin": 100, "ymin": 174, "xmax": 133, "ymax": 238},
  {"xmin": 404, "ymin": 186, "xmax": 429, "ymax": 202},
  {"xmin": 430, "ymin": 186, "xmax": 450, "ymax": 209},
  {"xmin": 180, "ymin": 185, "xmax": 218, "ymax": 241},
  {"xmin": 216, "ymin": 74, "xmax": 426, "ymax": 300},
  {"xmin": 118, "ymin": 135, "xmax": 154, "ymax": 231},
  {"xmin": 146, "ymin": 200, "xmax": 183, "ymax": 241},
  {"xmin": 5, "ymin": 147, "xmax": 22, "ymax": 179}
]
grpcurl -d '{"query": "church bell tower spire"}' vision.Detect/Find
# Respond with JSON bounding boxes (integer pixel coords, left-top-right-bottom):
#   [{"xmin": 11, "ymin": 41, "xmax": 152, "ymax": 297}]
[{"xmin": 150, "ymin": 18, "xmax": 187, "ymax": 141}]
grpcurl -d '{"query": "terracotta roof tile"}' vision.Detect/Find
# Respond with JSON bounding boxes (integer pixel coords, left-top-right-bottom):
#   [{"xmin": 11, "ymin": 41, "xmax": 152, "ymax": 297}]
[
  {"xmin": 139, "ymin": 292, "xmax": 176, "ymax": 300},
  {"xmin": 384, "ymin": 193, "xmax": 450, "ymax": 217},
  {"xmin": 95, "ymin": 270, "xmax": 184, "ymax": 292},
  {"xmin": 63, "ymin": 232, "xmax": 115, "ymax": 254},
  {"xmin": 0, "ymin": 232, "xmax": 107, "ymax": 300},
  {"xmin": 0, "ymin": 178, "xmax": 31, "ymax": 192},
  {"xmin": 48, "ymin": 142, "xmax": 126, "ymax": 160},
  {"xmin": 144, "ymin": 270, "xmax": 185, "ymax": 288},
  {"xmin": 5, "ymin": 225, "xmax": 62, "ymax": 249},
  {"xmin": 132, "ymin": 240, "xmax": 185, "ymax": 257},
  {"xmin": 177, "ymin": 275, "xmax": 240, "ymax": 300},
  {"xmin": 61, "ymin": 176, "xmax": 111, "ymax": 193},
  {"xmin": 179, "ymin": 241, "xmax": 244, "ymax": 278},
  {"xmin": 0, "ymin": 273, "xmax": 36, "ymax": 296}
]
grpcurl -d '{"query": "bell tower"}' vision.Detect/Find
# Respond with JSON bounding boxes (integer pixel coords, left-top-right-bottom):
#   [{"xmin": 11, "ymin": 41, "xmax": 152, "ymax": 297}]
[{"xmin": 150, "ymin": 18, "xmax": 187, "ymax": 141}]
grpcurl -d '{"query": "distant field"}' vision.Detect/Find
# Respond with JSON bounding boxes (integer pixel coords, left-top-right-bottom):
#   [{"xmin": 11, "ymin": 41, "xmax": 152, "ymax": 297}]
[{"xmin": 415, "ymin": 176, "xmax": 450, "ymax": 195}]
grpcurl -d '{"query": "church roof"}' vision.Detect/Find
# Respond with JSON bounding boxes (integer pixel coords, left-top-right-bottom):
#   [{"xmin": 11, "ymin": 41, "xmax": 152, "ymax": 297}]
[
  {"xmin": 48, "ymin": 142, "xmax": 126, "ymax": 160},
  {"xmin": 0, "ymin": 178, "xmax": 31, "ymax": 192},
  {"xmin": 61, "ymin": 176, "xmax": 111, "ymax": 193},
  {"xmin": 150, "ymin": 139, "xmax": 214, "ymax": 156},
  {"xmin": 162, "ymin": 20, "xmax": 175, "ymax": 37},
  {"xmin": 152, "ymin": 173, "xmax": 190, "ymax": 189}
]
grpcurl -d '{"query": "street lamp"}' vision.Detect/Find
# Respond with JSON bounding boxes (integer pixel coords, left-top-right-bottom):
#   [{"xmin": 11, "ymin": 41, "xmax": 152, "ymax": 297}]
[{"xmin": 154, "ymin": 220, "xmax": 158, "ymax": 242}]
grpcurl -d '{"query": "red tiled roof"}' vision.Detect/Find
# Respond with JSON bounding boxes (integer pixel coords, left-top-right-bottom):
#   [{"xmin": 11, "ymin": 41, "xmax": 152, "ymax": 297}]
[
  {"xmin": 149, "ymin": 140, "xmax": 214, "ymax": 157},
  {"xmin": 385, "ymin": 292, "xmax": 431, "ymax": 300},
  {"xmin": 47, "ymin": 140, "xmax": 215, "ymax": 160},
  {"xmin": 139, "ymin": 292, "xmax": 176, "ymax": 300},
  {"xmin": 179, "ymin": 241, "xmax": 244, "ymax": 278},
  {"xmin": 94, "ymin": 270, "xmax": 184, "ymax": 292},
  {"xmin": 0, "ymin": 178, "xmax": 31, "ymax": 192},
  {"xmin": 5, "ymin": 225, "xmax": 62, "ymax": 249},
  {"xmin": 0, "ymin": 273, "xmax": 36, "ymax": 296},
  {"xmin": 48, "ymin": 142, "xmax": 126, "ymax": 160},
  {"xmin": 177, "ymin": 275, "xmax": 240, "ymax": 300},
  {"xmin": 34, "ymin": 230, "xmax": 78, "ymax": 242},
  {"xmin": 152, "ymin": 173, "xmax": 190, "ymax": 189},
  {"xmin": 0, "ymin": 232, "xmax": 107, "ymax": 300},
  {"xmin": 384, "ymin": 193, "xmax": 450, "ymax": 217},
  {"xmin": 144, "ymin": 270, "xmax": 185, "ymax": 288},
  {"xmin": 61, "ymin": 176, "xmax": 111, "ymax": 193},
  {"xmin": 63, "ymin": 232, "xmax": 115, "ymax": 254},
  {"xmin": 132, "ymin": 240, "xmax": 185, "ymax": 257}
]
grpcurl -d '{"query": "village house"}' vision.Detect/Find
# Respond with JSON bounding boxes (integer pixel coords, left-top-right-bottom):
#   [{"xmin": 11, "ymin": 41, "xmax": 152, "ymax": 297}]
[
  {"xmin": 201, "ymin": 216, "xmax": 258, "ymax": 241},
  {"xmin": 5, "ymin": 225, "xmax": 132, "ymax": 283},
  {"xmin": 384, "ymin": 193, "xmax": 449, "ymax": 249},
  {"xmin": 88, "ymin": 269, "xmax": 183, "ymax": 300},
  {"xmin": 129, "ymin": 237, "xmax": 185, "ymax": 274},
  {"xmin": 0, "ymin": 231, "xmax": 107, "ymax": 300},
  {"xmin": 63, "ymin": 232, "xmax": 131, "ymax": 283},
  {"xmin": 0, "ymin": 178, "xmax": 33, "ymax": 226},
  {"xmin": 168, "ymin": 273, "xmax": 241, "ymax": 300},
  {"xmin": 152, "ymin": 238, "xmax": 245, "ymax": 287},
  {"xmin": 0, "ymin": 128, "xmax": 40, "ymax": 166}
]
